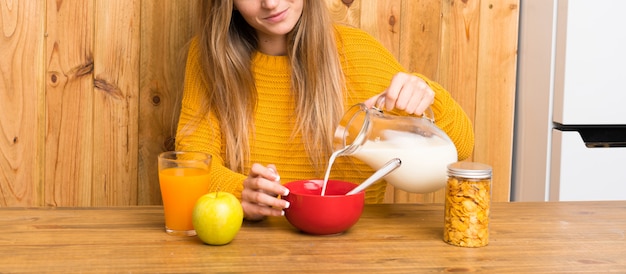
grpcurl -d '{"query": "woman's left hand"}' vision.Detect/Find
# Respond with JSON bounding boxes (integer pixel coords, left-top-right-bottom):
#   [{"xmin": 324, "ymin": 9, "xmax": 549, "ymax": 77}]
[{"xmin": 364, "ymin": 72, "xmax": 435, "ymax": 115}]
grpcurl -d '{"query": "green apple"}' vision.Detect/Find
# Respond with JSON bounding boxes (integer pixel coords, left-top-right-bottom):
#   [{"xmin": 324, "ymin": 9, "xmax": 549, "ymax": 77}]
[{"xmin": 192, "ymin": 191, "xmax": 244, "ymax": 245}]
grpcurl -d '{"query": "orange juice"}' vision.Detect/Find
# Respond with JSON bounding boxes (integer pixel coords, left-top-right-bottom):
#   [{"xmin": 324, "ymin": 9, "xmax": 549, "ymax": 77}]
[{"xmin": 159, "ymin": 167, "xmax": 210, "ymax": 232}]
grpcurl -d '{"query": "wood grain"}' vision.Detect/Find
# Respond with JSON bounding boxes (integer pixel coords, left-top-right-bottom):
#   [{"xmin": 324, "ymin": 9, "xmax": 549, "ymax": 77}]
[
  {"xmin": 473, "ymin": 0, "xmax": 519, "ymax": 202},
  {"xmin": 138, "ymin": 1, "xmax": 199, "ymax": 205},
  {"xmin": 0, "ymin": 0, "xmax": 519, "ymax": 206},
  {"xmin": 0, "ymin": 0, "xmax": 43, "ymax": 206},
  {"xmin": 391, "ymin": 0, "xmax": 445, "ymax": 203},
  {"xmin": 359, "ymin": 0, "xmax": 402, "ymax": 57},
  {"xmin": 439, "ymin": 0, "xmax": 481, "ymax": 121},
  {"xmin": 91, "ymin": 0, "xmax": 140, "ymax": 206},
  {"xmin": 400, "ymin": 0, "xmax": 442, "ymax": 79},
  {"xmin": 326, "ymin": 0, "xmax": 361, "ymax": 27},
  {"xmin": 411, "ymin": 0, "xmax": 483, "ymax": 204},
  {"xmin": 1, "ymin": 202, "xmax": 625, "ymax": 272},
  {"xmin": 44, "ymin": 0, "xmax": 95, "ymax": 207}
]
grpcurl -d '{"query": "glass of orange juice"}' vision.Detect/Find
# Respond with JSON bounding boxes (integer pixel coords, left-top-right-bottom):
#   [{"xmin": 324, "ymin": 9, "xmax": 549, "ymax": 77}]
[{"xmin": 158, "ymin": 151, "xmax": 211, "ymax": 236}]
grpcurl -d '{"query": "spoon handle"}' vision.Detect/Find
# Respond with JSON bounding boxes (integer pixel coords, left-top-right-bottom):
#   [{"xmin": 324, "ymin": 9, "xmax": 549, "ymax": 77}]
[{"xmin": 346, "ymin": 158, "xmax": 401, "ymax": 195}]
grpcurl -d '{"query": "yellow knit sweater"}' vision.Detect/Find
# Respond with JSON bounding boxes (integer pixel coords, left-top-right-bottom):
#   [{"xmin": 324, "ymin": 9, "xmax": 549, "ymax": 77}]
[{"xmin": 176, "ymin": 25, "xmax": 474, "ymax": 203}]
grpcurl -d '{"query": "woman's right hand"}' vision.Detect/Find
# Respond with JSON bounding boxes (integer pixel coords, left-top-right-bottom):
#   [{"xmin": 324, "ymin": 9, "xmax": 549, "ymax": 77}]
[{"xmin": 241, "ymin": 163, "xmax": 290, "ymax": 221}]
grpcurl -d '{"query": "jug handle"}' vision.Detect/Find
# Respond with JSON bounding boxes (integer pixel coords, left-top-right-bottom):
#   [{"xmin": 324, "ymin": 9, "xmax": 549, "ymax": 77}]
[{"xmin": 373, "ymin": 96, "xmax": 435, "ymax": 123}]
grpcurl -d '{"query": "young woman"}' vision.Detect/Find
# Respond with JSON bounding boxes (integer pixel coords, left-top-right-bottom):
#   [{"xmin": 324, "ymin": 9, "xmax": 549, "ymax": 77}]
[{"xmin": 175, "ymin": 0, "xmax": 475, "ymax": 220}]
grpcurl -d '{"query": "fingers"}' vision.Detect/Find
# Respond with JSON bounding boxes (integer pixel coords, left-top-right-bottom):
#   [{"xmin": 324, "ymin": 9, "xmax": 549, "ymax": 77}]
[
  {"xmin": 250, "ymin": 163, "xmax": 281, "ymax": 183},
  {"xmin": 242, "ymin": 163, "xmax": 290, "ymax": 221},
  {"xmin": 370, "ymin": 72, "xmax": 435, "ymax": 115},
  {"xmin": 384, "ymin": 73, "xmax": 410, "ymax": 111},
  {"xmin": 363, "ymin": 94, "xmax": 382, "ymax": 109},
  {"xmin": 241, "ymin": 185, "xmax": 289, "ymax": 209},
  {"xmin": 245, "ymin": 164, "xmax": 289, "ymax": 196},
  {"xmin": 242, "ymin": 200, "xmax": 285, "ymax": 221}
]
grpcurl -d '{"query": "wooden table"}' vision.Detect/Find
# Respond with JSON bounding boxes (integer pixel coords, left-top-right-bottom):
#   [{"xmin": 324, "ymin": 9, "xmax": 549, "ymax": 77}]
[{"xmin": 1, "ymin": 202, "xmax": 625, "ymax": 273}]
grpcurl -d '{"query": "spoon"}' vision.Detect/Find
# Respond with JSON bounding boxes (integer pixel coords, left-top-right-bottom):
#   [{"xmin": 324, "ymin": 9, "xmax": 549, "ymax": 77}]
[{"xmin": 346, "ymin": 158, "xmax": 402, "ymax": 195}]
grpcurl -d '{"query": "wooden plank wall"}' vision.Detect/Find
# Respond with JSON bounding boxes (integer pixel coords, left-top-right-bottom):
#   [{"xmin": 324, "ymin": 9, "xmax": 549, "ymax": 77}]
[
  {"xmin": 0, "ymin": 0, "xmax": 519, "ymax": 207},
  {"xmin": 328, "ymin": 0, "xmax": 520, "ymax": 203}
]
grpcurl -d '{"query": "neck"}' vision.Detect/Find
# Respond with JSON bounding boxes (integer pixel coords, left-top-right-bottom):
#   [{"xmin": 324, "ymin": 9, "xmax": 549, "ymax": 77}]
[{"xmin": 257, "ymin": 32, "xmax": 288, "ymax": 56}]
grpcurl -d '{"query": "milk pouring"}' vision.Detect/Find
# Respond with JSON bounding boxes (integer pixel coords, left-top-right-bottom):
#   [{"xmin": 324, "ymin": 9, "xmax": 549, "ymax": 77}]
[{"xmin": 334, "ymin": 103, "xmax": 457, "ymax": 193}]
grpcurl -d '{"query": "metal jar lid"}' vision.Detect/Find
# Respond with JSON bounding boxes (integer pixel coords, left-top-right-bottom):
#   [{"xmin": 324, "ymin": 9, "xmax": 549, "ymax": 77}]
[{"xmin": 447, "ymin": 161, "xmax": 492, "ymax": 179}]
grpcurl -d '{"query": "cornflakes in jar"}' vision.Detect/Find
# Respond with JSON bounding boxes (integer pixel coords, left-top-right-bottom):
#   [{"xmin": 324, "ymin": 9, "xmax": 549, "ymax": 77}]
[{"xmin": 443, "ymin": 161, "xmax": 492, "ymax": 247}]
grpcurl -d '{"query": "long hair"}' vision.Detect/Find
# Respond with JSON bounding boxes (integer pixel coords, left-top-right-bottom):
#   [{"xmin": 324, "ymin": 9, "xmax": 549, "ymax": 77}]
[{"xmin": 193, "ymin": 0, "xmax": 345, "ymax": 173}]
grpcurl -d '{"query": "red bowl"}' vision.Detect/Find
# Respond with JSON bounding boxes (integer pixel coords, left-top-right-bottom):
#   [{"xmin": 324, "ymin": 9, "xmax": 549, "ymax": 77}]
[{"xmin": 282, "ymin": 180, "xmax": 365, "ymax": 235}]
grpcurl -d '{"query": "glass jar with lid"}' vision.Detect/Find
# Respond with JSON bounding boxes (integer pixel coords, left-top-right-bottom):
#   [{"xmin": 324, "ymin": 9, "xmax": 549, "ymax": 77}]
[{"xmin": 443, "ymin": 161, "xmax": 492, "ymax": 247}]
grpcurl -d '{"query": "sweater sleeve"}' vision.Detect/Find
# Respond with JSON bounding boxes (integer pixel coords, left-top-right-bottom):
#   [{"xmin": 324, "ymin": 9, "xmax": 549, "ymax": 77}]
[{"xmin": 175, "ymin": 38, "xmax": 246, "ymax": 199}]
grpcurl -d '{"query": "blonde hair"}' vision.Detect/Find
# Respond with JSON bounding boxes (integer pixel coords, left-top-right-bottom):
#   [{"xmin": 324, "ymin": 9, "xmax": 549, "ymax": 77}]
[{"xmin": 192, "ymin": 0, "xmax": 345, "ymax": 174}]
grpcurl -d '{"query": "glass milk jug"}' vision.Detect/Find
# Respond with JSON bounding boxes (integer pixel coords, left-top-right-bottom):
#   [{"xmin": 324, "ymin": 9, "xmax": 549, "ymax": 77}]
[{"xmin": 333, "ymin": 103, "xmax": 457, "ymax": 193}]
